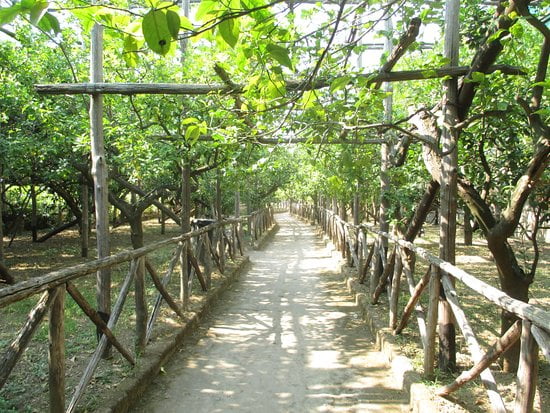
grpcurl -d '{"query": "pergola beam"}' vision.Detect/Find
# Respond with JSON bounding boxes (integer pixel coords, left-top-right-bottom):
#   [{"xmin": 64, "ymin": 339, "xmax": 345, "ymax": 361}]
[{"xmin": 35, "ymin": 64, "xmax": 524, "ymax": 96}]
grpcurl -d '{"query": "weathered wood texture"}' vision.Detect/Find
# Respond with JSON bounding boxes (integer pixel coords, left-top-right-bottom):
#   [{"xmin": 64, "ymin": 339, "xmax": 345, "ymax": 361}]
[
  {"xmin": 66, "ymin": 281, "xmax": 135, "ymax": 365},
  {"xmin": 34, "ymin": 65, "xmax": 525, "ymax": 95},
  {"xmin": 48, "ymin": 286, "xmax": 65, "ymax": 413},
  {"xmin": 0, "ymin": 290, "xmax": 58, "ymax": 389},
  {"xmin": 514, "ymin": 320, "xmax": 539, "ymax": 413},
  {"xmin": 437, "ymin": 320, "xmax": 521, "ymax": 396},
  {"xmin": 293, "ymin": 204, "xmax": 550, "ymax": 412}
]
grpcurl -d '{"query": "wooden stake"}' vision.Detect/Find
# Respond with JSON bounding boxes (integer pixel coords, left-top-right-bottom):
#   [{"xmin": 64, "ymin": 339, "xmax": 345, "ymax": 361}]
[
  {"xmin": 146, "ymin": 244, "xmax": 183, "ymax": 343},
  {"xmin": 389, "ymin": 249, "xmax": 403, "ymax": 329},
  {"xmin": 48, "ymin": 286, "xmax": 65, "ymax": 413},
  {"xmin": 437, "ymin": 0, "xmax": 461, "ymax": 372},
  {"xmin": 0, "ymin": 290, "xmax": 58, "ymax": 389},
  {"xmin": 145, "ymin": 259, "xmax": 186, "ymax": 320},
  {"xmin": 441, "ymin": 274, "xmax": 506, "ymax": 412},
  {"xmin": 394, "ymin": 265, "xmax": 431, "ymax": 335},
  {"xmin": 514, "ymin": 320, "xmax": 539, "ymax": 413},
  {"xmin": 437, "ymin": 320, "xmax": 521, "ymax": 396},
  {"xmin": 67, "ymin": 259, "xmax": 136, "ymax": 413},
  {"xmin": 65, "ymin": 281, "xmax": 135, "ymax": 365},
  {"xmin": 90, "ymin": 21, "xmax": 111, "ymax": 357},
  {"xmin": 80, "ymin": 180, "xmax": 89, "ymax": 258}
]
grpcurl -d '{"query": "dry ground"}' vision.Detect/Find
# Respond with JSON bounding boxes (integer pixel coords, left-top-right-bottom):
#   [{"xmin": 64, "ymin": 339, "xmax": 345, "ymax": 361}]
[{"xmin": 0, "ymin": 217, "xmax": 548, "ymax": 412}]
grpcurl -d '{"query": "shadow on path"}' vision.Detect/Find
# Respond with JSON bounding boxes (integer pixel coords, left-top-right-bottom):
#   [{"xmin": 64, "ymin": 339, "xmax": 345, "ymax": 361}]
[{"xmin": 131, "ymin": 213, "xmax": 408, "ymax": 412}]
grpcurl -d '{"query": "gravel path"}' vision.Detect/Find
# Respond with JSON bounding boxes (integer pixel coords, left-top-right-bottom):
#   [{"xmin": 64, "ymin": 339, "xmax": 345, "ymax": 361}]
[{"xmin": 130, "ymin": 213, "xmax": 408, "ymax": 412}]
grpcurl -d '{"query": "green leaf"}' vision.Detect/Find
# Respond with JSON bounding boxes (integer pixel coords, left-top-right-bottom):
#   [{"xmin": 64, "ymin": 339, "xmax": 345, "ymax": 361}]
[
  {"xmin": 180, "ymin": 15, "xmax": 193, "ymax": 31},
  {"xmin": 464, "ymin": 71, "xmax": 485, "ymax": 84},
  {"xmin": 123, "ymin": 35, "xmax": 139, "ymax": 67},
  {"xmin": 29, "ymin": 1, "xmax": 48, "ymax": 25},
  {"xmin": 266, "ymin": 43, "xmax": 292, "ymax": 70},
  {"xmin": 37, "ymin": 12, "xmax": 60, "ymax": 34},
  {"xmin": 182, "ymin": 117, "xmax": 199, "ymax": 125},
  {"xmin": 185, "ymin": 125, "xmax": 201, "ymax": 142},
  {"xmin": 166, "ymin": 10, "xmax": 180, "ymax": 40},
  {"xmin": 218, "ymin": 17, "xmax": 239, "ymax": 48},
  {"xmin": 196, "ymin": 0, "xmax": 218, "ymax": 21},
  {"xmin": 142, "ymin": 9, "xmax": 172, "ymax": 56},
  {"xmin": 330, "ymin": 76, "xmax": 351, "ymax": 93},
  {"xmin": 0, "ymin": 5, "xmax": 22, "ymax": 26}
]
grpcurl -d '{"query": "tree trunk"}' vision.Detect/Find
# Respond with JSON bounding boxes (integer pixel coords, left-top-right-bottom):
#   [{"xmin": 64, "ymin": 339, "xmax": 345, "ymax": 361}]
[
  {"xmin": 30, "ymin": 184, "xmax": 38, "ymax": 242},
  {"xmin": 464, "ymin": 206, "xmax": 473, "ymax": 246},
  {"xmin": 487, "ymin": 235, "xmax": 531, "ymax": 371},
  {"xmin": 81, "ymin": 181, "xmax": 89, "ymax": 258}
]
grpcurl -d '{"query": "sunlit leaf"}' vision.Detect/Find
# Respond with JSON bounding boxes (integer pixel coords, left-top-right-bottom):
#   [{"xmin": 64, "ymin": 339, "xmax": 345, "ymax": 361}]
[
  {"xmin": 30, "ymin": 1, "xmax": 48, "ymax": 25},
  {"xmin": 166, "ymin": 10, "xmax": 180, "ymax": 40},
  {"xmin": 0, "ymin": 5, "xmax": 22, "ymax": 26},
  {"xmin": 330, "ymin": 76, "xmax": 351, "ymax": 93},
  {"xmin": 37, "ymin": 12, "xmax": 60, "ymax": 34},
  {"xmin": 266, "ymin": 43, "xmax": 292, "ymax": 70},
  {"xmin": 218, "ymin": 17, "xmax": 239, "ymax": 48},
  {"xmin": 142, "ymin": 9, "xmax": 172, "ymax": 56}
]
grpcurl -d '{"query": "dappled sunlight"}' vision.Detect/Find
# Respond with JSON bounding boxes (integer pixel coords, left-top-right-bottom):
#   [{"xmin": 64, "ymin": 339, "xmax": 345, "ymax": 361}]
[{"xmin": 131, "ymin": 213, "xmax": 408, "ymax": 413}]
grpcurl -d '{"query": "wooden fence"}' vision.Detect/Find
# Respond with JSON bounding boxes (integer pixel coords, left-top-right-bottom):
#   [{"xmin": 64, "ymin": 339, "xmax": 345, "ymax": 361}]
[
  {"xmin": 0, "ymin": 208, "xmax": 274, "ymax": 413},
  {"xmin": 291, "ymin": 202, "xmax": 550, "ymax": 413}
]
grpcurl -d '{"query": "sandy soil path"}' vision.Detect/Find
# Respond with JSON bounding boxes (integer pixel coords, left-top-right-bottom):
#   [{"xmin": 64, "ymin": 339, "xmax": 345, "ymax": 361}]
[{"xmin": 130, "ymin": 213, "xmax": 408, "ymax": 412}]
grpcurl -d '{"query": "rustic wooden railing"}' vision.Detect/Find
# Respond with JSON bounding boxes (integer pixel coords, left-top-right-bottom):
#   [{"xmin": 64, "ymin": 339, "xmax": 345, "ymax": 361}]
[
  {"xmin": 291, "ymin": 202, "xmax": 550, "ymax": 413},
  {"xmin": 0, "ymin": 208, "xmax": 275, "ymax": 413},
  {"xmin": 247, "ymin": 206, "xmax": 275, "ymax": 247}
]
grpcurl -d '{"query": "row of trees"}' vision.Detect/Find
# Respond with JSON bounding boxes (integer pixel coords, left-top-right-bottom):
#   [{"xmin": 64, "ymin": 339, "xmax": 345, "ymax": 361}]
[{"xmin": 0, "ymin": 0, "xmax": 548, "ymax": 373}]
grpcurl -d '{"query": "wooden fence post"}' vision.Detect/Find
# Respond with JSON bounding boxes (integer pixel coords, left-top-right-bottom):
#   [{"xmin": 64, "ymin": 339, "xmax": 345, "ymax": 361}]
[
  {"xmin": 514, "ymin": 320, "xmax": 539, "ymax": 413},
  {"xmin": 424, "ymin": 265, "xmax": 440, "ymax": 378},
  {"xmin": 49, "ymin": 286, "xmax": 65, "ymax": 413},
  {"xmin": 134, "ymin": 256, "xmax": 147, "ymax": 352}
]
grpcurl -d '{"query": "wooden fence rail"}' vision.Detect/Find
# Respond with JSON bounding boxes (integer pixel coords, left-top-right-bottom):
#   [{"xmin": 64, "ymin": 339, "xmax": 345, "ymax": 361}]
[
  {"xmin": 0, "ymin": 208, "xmax": 274, "ymax": 413},
  {"xmin": 291, "ymin": 202, "xmax": 549, "ymax": 413}
]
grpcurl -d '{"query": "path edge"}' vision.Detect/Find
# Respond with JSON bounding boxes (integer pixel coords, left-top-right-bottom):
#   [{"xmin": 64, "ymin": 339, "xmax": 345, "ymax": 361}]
[
  {"xmin": 95, "ymin": 256, "xmax": 251, "ymax": 413},
  {"xmin": 311, "ymin": 224, "xmax": 436, "ymax": 413},
  {"xmin": 252, "ymin": 222, "xmax": 280, "ymax": 250}
]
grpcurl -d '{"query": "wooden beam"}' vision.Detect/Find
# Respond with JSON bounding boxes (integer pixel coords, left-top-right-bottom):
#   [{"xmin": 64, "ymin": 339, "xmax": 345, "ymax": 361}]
[
  {"xmin": 65, "ymin": 281, "xmax": 135, "ymax": 365},
  {"xmin": 0, "ymin": 219, "xmax": 241, "ymax": 308},
  {"xmin": 0, "ymin": 290, "xmax": 58, "ymax": 389},
  {"xmin": 437, "ymin": 320, "xmax": 521, "ymax": 397},
  {"xmin": 34, "ymin": 65, "xmax": 525, "ymax": 96}
]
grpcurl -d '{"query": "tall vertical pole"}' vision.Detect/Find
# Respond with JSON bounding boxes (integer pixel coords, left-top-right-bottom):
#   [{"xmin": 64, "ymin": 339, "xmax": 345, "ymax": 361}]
[
  {"xmin": 438, "ymin": 0, "xmax": 460, "ymax": 372},
  {"xmin": 0, "ymin": 163, "xmax": 4, "ymax": 262},
  {"xmin": 90, "ymin": 21, "xmax": 111, "ymax": 352},
  {"xmin": 80, "ymin": 178, "xmax": 89, "ymax": 258},
  {"xmin": 371, "ymin": 14, "xmax": 392, "ymax": 295},
  {"xmin": 216, "ymin": 169, "xmax": 225, "ymax": 273},
  {"xmin": 180, "ymin": 162, "xmax": 191, "ymax": 306},
  {"xmin": 179, "ymin": 0, "xmax": 191, "ymax": 306}
]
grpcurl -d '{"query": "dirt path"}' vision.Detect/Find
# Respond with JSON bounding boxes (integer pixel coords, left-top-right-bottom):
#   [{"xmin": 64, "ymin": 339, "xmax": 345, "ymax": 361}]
[{"xmin": 130, "ymin": 213, "xmax": 409, "ymax": 412}]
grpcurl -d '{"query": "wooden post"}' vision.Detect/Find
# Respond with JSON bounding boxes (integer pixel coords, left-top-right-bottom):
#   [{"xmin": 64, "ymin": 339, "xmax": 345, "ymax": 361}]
[
  {"xmin": 389, "ymin": 247, "xmax": 403, "ymax": 329},
  {"xmin": 463, "ymin": 206, "xmax": 472, "ymax": 246},
  {"xmin": 81, "ymin": 179, "xmax": 89, "ymax": 258},
  {"xmin": 30, "ymin": 183, "xmax": 38, "ymax": 242},
  {"xmin": 160, "ymin": 197, "xmax": 166, "ymax": 235},
  {"xmin": 49, "ymin": 286, "xmax": 65, "ymax": 413},
  {"xmin": 134, "ymin": 256, "xmax": 147, "ymax": 352},
  {"xmin": 180, "ymin": 162, "xmax": 191, "ymax": 306},
  {"xmin": 438, "ymin": 0, "xmax": 460, "ymax": 372},
  {"xmin": 514, "ymin": 320, "xmax": 539, "ymax": 413},
  {"xmin": 0, "ymin": 164, "xmax": 4, "ymax": 261},
  {"xmin": 90, "ymin": 20, "xmax": 111, "ymax": 357},
  {"xmin": 424, "ymin": 264, "xmax": 439, "ymax": 378},
  {"xmin": 216, "ymin": 169, "xmax": 225, "ymax": 273},
  {"xmin": 373, "ymin": 15, "xmax": 393, "ymax": 293}
]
